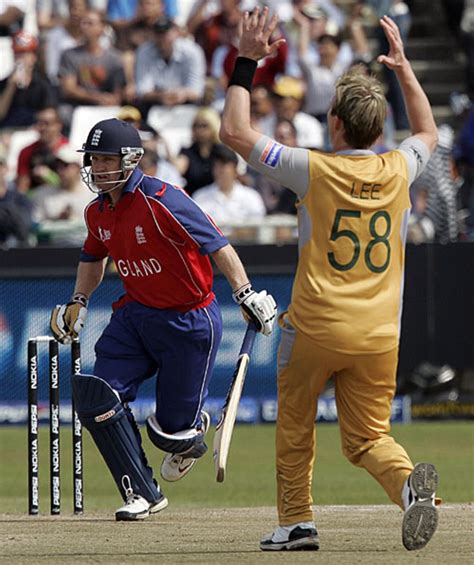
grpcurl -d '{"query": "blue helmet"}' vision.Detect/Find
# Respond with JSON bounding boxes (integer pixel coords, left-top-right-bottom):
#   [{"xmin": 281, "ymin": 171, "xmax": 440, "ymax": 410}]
[{"xmin": 79, "ymin": 118, "xmax": 144, "ymax": 194}]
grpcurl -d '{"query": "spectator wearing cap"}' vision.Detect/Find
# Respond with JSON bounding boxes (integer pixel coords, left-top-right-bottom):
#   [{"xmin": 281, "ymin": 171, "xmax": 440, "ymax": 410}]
[
  {"xmin": 16, "ymin": 107, "xmax": 68, "ymax": 193},
  {"xmin": 193, "ymin": 144, "xmax": 266, "ymax": 230},
  {"xmin": 30, "ymin": 144, "xmax": 92, "ymax": 232},
  {"xmin": 0, "ymin": 143, "xmax": 33, "ymax": 248},
  {"xmin": 270, "ymin": 75, "xmax": 323, "ymax": 149},
  {"xmin": 117, "ymin": 104, "xmax": 143, "ymax": 129},
  {"xmin": 58, "ymin": 9, "xmax": 127, "ymax": 108},
  {"xmin": 173, "ymin": 107, "xmax": 222, "ymax": 196},
  {"xmin": 0, "ymin": 31, "xmax": 57, "ymax": 128},
  {"xmin": 130, "ymin": 17, "xmax": 206, "ymax": 117}
]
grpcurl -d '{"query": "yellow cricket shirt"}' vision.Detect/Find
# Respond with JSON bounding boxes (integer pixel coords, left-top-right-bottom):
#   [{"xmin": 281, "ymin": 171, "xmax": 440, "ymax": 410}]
[{"xmin": 287, "ymin": 150, "xmax": 411, "ymax": 354}]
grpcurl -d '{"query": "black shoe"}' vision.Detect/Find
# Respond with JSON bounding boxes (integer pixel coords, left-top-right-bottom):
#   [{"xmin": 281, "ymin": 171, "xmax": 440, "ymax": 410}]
[{"xmin": 260, "ymin": 523, "xmax": 320, "ymax": 551}]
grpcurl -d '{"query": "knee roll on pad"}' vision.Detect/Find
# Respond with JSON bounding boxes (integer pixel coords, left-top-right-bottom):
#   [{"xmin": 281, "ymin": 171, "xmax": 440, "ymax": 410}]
[
  {"xmin": 72, "ymin": 374, "xmax": 160, "ymax": 502},
  {"xmin": 146, "ymin": 415, "xmax": 208, "ymax": 458}
]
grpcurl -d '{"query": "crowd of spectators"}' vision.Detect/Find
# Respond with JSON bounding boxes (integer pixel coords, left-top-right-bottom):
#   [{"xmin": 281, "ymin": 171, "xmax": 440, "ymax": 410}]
[{"xmin": 0, "ymin": 0, "xmax": 473, "ymax": 248}]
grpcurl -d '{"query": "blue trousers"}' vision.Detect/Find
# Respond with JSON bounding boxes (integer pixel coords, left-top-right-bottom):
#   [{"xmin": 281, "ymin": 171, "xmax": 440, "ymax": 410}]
[{"xmin": 93, "ymin": 299, "xmax": 223, "ymax": 433}]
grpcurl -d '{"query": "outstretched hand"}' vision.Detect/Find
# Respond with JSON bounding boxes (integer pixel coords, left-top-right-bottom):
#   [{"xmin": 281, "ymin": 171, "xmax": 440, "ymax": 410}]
[
  {"xmin": 377, "ymin": 15, "xmax": 408, "ymax": 70},
  {"xmin": 238, "ymin": 6, "xmax": 286, "ymax": 62}
]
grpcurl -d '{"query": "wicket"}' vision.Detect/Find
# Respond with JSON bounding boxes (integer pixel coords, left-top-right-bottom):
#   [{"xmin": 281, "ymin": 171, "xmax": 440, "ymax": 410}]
[{"xmin": 27, "ymin": 336, "xmax": 84, "ymax": 515}]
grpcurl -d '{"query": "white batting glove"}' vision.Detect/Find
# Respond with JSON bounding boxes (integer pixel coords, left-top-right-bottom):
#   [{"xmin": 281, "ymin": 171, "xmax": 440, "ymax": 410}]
[
  {"xmin": 232, "ymin": 284, "xmax": 277, "ymax": 336},
  {"xmin": 50, "ymin": 293, "xmax": 88, "ymax": 344}
]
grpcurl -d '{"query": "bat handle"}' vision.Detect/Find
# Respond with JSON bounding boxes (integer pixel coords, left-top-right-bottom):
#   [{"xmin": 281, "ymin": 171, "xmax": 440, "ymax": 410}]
[{"xmin": 240, "ymin": 321, "xmax": 258, "ymax": 356}]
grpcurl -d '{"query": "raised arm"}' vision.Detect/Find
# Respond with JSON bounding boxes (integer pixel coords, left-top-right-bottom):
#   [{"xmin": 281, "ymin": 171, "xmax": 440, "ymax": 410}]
[
  {"xmin": 219, "ymin": 7, "xmax": 286, "ymax": 160},
  {"xmin": 378, "ymin": 15, "xmax": 438, "ymax": 152}
]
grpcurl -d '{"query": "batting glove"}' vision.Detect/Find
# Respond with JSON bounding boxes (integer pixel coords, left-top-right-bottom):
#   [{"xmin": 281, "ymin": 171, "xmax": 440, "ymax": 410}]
[
  {"xmin": 50, "ymin": 293, "xmax": 88, "ymax": 344},
  {"xmin": 232, "ymin": 284, "xmax": 277, "ymax": 336}
]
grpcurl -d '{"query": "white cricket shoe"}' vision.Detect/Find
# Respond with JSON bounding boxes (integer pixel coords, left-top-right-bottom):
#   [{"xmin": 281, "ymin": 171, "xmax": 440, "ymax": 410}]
[
  {"xmin": 402, "ymin": 462, "xmax": 439, "ymax": 550},
  {"xmin": 115, "ymin": 491, "xmax": 168, "ymax": 521},
  {"xmin": 260, "ymin": 522, "xmax": 320, "ymax": 551},
  {"xmin": 160, "ymin": 412, "xmax": 210, "ymax": 482}
]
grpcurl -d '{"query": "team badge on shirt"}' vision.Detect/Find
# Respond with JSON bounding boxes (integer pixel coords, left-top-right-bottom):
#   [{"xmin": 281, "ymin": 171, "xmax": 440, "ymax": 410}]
[
  {"xmin": 135, "ymin": 225, "xmax": 147, "ymax": 244},
  {"xmin": 259, "ymin": 141, "xmax": 283, "ymax": 169}
]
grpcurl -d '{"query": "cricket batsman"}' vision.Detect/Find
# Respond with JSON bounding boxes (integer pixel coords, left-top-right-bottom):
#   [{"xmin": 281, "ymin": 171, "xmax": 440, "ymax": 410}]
[{"xmin": 50, "ymin": 117, "xmax": 276, "ymax": 520}]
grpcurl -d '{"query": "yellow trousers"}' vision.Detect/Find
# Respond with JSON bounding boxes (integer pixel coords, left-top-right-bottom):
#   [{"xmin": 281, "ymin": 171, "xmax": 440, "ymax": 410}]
[{"xmin": 276, "ymin": 316, "xmax": 414, "ymax": 526}]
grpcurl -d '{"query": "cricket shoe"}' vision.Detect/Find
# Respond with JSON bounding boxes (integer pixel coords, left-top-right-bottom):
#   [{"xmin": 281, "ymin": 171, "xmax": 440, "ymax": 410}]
[
  {"xmin": 402, "ymin": 462, "xmax": 439, "ymax": 550},
  {"xmin": 160, "ymin": 411, "xmax": 210, "ymax": 482},
  {"xmin": 115, "ymin": 491, "xmax": 168, "ymax": 521},
  {"xmin": 260, "ymin": 522, "xmax": 320, "ymax": 551}
]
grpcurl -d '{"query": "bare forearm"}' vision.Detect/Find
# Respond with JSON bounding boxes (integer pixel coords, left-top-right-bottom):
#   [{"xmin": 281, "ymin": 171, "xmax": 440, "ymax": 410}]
[
  {"xmin": 211, "ymin": 244, "xmax": 249, "ymax": 292},
  {"xmin": 220, "ymin": 85, "xmax": 261, "ymax": 160},
  {"xmin": 0, "ymin": 80, "xmax": 16, "ymax": 120},
  {"xmin": 396, "ymin": 62, "xmax": 437, "ymax": 147},
  {"xmin": 297, "ymin": 22, "xmax": 310, "ymax": 58},
  {"xmin": 74, "ymin": 259, "xmax": 107, "ymax": 298},
  {"xmin": 186, "ymin": 0, "xmax": 208, "ymax": 34}
]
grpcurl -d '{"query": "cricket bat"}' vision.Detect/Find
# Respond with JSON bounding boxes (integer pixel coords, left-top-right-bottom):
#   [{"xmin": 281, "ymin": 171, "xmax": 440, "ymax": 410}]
[{"xmin": 213, "ymin": 321, "xmax": 258, "ymax": 483}]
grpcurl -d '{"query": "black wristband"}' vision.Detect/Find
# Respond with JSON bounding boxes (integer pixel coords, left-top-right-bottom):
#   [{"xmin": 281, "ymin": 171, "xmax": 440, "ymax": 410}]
[{"xmin": 228, "ymin": 56, "xmax": 258, "ymax": 93}]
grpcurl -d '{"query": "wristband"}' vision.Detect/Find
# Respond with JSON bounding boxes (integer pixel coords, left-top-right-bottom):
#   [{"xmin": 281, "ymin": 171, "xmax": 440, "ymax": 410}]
[
  {"xmin": 72, "ymin": 292, "xmax": 88, "ymax": 307},
  {"xmin": 232, "ymin": 283, "xmax": 253, "ymax": 305},
  {"xmin": 228, "ymin": 57, "xmax": 258, "ymax": 93}
]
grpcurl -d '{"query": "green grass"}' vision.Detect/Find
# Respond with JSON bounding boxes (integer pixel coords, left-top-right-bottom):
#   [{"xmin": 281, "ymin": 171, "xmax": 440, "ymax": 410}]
[{"xmin": 1, "ymin": 422, "xmax": 473, "ymax": 514}]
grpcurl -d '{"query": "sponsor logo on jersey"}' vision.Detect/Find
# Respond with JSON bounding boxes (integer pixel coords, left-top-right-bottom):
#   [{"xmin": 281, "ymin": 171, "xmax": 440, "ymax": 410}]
[
  {"xmin": 116, "ymin": 257, "xmax": 162, "ymax": 277},
  {"xmin": 98, "ymin": 226, "xmax": 111, "ymax": 241},
  {"xmin": 91, "ymin": 129, "xmax": 103, "ymax": 146},
  {"xmin": 135, "ymin": 225, "xmax": 146, "ymax": 244},
  {"xmin": 259, "ymin": 141, "xmax": 283, "ymax": 169}
]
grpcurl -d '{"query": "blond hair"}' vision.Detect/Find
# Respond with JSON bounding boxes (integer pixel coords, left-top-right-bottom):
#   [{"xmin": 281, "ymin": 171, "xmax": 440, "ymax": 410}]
[
  {"xmin": 192, "ymin": 107, "xmax": 221, "ymax": 144},
  {"xmin": 331, "ymin": 69, "xmax": 387, "ymax": 148}
]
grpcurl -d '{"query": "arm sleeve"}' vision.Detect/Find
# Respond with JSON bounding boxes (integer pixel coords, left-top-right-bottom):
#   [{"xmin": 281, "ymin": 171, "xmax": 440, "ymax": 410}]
[
  {"xmin": 248, "ymin": 136, "xmax": 311, "ymax": 200},
  {"xmin": 80, "ymin": 232, "xmax": 109, "ymax": 262},
  {"xmin": 397, "ymin": 136, "xmax": 431, "ymax": 185},
  {"xmin": 156, "ymin": 185, "xmax": 229, "ymax": 255},
  {"xmin": 58, "ymin": 50, "xmax": 75, "ymax": 78},
  {"xmin": 80, "ymin": 206, "xmax": 109, "ymax": 261}
]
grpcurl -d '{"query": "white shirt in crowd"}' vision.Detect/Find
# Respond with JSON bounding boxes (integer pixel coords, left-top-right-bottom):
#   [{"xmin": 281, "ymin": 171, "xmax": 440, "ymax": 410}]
[
  {"xmin": 30, "ymin": 183, "xmax": 93, "ymax": 223},
  {"xmin": 193, "ymin": 181, "xmax": 266, "ymax": 226}
]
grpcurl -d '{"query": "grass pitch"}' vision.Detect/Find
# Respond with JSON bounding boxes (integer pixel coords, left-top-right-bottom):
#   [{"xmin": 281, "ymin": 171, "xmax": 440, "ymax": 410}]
[
  {"xmin": 1, "ymin": 421, "xmax": 473, "ymax": 513},
  {"xmin": 0, "ymin": 422, "xmax": 473, "ymax": 564}
]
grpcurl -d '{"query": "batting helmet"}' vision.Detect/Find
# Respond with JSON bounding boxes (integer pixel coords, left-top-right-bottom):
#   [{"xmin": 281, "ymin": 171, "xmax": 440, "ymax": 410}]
[{"xmin": 79, "ymin": 118, "xmax": 144, "ymax": 194}]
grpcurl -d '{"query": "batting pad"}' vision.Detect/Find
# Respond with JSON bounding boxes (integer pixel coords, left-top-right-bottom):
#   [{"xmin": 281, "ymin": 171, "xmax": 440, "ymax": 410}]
[
  {"xmin": 72, "ymin": 374, "xmax": 161, "ymax": 503},
  {"xmin": 147, "ymin": 415, "xmax": 207, "ymax": 457}
]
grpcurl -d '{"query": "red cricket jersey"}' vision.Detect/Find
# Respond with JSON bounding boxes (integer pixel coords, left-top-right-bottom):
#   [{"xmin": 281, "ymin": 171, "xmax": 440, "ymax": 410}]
[{"xmin": 81, "ymin": 169, "xmax": 228, "ymax": 311}]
